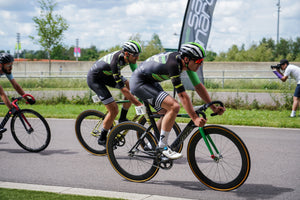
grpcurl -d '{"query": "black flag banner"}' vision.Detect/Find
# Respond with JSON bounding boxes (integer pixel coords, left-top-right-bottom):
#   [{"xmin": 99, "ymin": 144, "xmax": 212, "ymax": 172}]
[{"xmin": 179, "ymin": 0, "xmax": 217, "ymax": 90}]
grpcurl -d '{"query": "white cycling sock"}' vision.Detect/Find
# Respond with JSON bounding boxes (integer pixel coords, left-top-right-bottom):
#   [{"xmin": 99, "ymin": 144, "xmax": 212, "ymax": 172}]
[
  {"xmin": 158, "ymin": 130, "xmax": 169, "ymax": 148},
  {"xmin": 291, "ymin": 110, "xmax": 296, "ymax": 115}
]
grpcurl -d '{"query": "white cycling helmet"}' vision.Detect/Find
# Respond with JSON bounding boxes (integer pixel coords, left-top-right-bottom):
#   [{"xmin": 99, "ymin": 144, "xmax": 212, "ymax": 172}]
[{"xmin": 122, "ymin": 40, "xmax": 142, "ymax": 54}]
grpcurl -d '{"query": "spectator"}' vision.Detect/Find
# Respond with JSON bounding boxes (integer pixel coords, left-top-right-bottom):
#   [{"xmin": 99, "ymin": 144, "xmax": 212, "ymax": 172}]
[{"xmin": 272, "ymin": 59, "xmax": 300, "ymax": 117}]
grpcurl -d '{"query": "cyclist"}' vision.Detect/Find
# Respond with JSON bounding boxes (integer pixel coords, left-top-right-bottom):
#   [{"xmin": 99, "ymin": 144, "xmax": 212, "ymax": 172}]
[
  {"xmin": 0, "ymin": 53, "xmax": 36, "ymax": 133},
  {"xmin": 130, "ymin": 42, "xmax": 225, "ymax": 159},
  {"xmin": 87, "ymin": 40, "xmax": 143, "ymax": 145}
]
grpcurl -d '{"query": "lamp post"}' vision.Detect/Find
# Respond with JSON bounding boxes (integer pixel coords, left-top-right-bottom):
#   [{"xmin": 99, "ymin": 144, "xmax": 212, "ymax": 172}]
[{"xmin": 276, "ymin": 0, "xmax": 280, "ymax": 44}]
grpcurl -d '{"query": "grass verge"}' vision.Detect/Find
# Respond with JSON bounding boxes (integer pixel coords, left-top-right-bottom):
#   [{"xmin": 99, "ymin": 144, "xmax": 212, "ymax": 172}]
[
  {"xmin": 0, "ymin": 103, "xmax": 298, "ymax": 128},
  {"xmin": 0, "ymin": 188, "xmax": 124, "ymax": 200}
]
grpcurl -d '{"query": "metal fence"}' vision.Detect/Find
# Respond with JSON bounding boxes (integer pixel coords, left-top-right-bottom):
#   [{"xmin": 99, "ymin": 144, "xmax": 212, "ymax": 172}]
[{"xmin": 10, "ymin": 70, "xmax": 295, "ymax": 89}]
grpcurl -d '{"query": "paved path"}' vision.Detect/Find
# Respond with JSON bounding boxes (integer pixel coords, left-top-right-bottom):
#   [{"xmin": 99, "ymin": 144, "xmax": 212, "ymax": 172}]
[{"xmin": 1, "ymin": 119, "xmax": 300, "ymax": 200}]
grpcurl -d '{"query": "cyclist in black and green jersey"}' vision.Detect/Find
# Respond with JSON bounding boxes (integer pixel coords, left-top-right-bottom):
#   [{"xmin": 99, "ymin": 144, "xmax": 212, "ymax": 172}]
[
  {"xmin": 87, "ymin": 40, "xmax": 143, "ymax": 145},
  {"xmin": 130, "ymin": 42, "xmax": 225, "ymax": 159}
]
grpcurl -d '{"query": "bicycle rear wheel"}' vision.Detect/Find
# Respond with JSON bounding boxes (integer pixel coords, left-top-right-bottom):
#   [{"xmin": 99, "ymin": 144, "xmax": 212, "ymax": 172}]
[
  {"xmin": 187, "ymin": 125, "xmax": 251, "ymax": 191},
  {"xmin": 11, "ymin": 109, "xmax": 51, "ymax": 152},
  {"xmin": 107, "ymin": 122, "xmax": 159, "ymax": 182},
  {"xmin": 138, "ymin": 115, "xmax": 183, "ymax": 153},
  {"xmin": 75, "ymin": 110, "xmax": 107, "ymax": 156}
]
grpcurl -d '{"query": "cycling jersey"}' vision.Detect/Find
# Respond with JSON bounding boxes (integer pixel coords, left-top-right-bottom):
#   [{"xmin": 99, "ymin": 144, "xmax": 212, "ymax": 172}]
[
  {"xmin": 87, "ymin": 50, "xmax": 136, "ymax": 105},
  {"xmin": 130, "ymin": 52, "xmax": 201, "ymax": 111}
]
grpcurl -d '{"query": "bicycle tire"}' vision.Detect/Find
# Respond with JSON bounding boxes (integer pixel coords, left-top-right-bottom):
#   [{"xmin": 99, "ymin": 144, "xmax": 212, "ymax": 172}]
[
  {"xmin": 187, "ymin": 125, "xmax": 251, "ymax": 191},
  {"xmin": 75, "ymin": 110, "xmax": 107, "ymax": 156},
  {"xmin": 107, "ymin": 122, "xmax": 159, "ymax": 182},
  {"xmin": 11, "ymin": 109, "xmax": 51, "ymax": 152},
  {"xmin": 138, "ymin": 115, "xmax": 183, "ymax": 153}
]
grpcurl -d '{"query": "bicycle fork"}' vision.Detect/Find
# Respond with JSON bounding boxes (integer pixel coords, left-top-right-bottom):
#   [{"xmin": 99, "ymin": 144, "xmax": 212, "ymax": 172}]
[
  {"xmin": 199, "ymin": 127, "xmax": 222, "ymax": 162},
  {"xmin": 17, "ymin": 113, "xmax": 34, "ymax": 134}
]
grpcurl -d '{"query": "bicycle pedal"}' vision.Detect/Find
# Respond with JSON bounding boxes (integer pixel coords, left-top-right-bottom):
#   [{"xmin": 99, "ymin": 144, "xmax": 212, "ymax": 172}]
[
  {"xmin": 160, "ymin": 156, "xmax": 171, "ymax": 162},
  {"xmin": 0, "ymin": 128, "xmax": 7, "ymax": 134},
  {"xmin": 159, "ymin": 156, "xmax": 173, "ymax": 170}
]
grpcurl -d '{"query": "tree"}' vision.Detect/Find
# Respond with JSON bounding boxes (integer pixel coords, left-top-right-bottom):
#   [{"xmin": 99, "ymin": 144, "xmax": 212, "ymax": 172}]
[
  {"xmin": 30, "ymin": 0, "xmax": 69, "ymax": 74},
  {"xmin": 51, "ymin": 44, "xmax": 70, "ymax": 60},
  {"xmin": 205, "ymin": 51, "xmax": 217, "ymax": 61},
  {"xmin": 140, "ymin": 33, "xmax": 164, "ymax": 61},
  {"xmin": 79, "ymin": 45, "xmax": 99, "ymax": 61}
]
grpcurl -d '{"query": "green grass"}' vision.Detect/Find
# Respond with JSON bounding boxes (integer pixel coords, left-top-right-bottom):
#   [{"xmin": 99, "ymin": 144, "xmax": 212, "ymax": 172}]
[
  {"xmin": 1, "ymin": 103, "xmax": 298, "ymax": 128},
  {"xmin": 0, "ymin": 188, "xmax": 124, "ymax": 200},
  {"xmin": 1, "ymin": 78, "xmax": 296, "ymax": 92}
]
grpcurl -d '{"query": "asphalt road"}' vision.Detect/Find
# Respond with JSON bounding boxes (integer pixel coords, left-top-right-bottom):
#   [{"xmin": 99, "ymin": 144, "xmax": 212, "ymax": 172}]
[{"xmin": 0, "ymin": 118, "xmax": 299, "ymax": 200}]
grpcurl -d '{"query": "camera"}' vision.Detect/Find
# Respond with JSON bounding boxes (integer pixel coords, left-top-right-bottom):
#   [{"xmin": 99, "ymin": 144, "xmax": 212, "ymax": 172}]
[{"xmin": 270, "ymin": 64, "xmax": 281, "ymax": 69}]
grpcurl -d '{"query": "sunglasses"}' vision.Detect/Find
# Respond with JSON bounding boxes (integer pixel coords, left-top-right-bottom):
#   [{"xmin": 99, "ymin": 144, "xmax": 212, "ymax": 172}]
[
  {"xmin": 194, "ymin": 58, "xmax": 203, "ymax": 64},
  {"xmin": 4, "ymin": 64, "xmax": 13, "ymax": 68},
  {"xmin": 130, "ymin": 53, "xmax": 140, "ymax": 57}
]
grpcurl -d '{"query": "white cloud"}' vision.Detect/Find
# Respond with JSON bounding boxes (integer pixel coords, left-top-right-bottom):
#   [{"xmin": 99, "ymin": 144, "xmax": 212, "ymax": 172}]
[{"xmin": 0, "ymin": 0, "xmax": 299, "ymax": 54}]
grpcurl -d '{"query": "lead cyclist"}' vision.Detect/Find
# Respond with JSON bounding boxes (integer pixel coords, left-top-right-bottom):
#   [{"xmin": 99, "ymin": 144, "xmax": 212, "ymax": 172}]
[{"xmin": 130, "ymin": 42, "xmax": 225, "ymax": 159}]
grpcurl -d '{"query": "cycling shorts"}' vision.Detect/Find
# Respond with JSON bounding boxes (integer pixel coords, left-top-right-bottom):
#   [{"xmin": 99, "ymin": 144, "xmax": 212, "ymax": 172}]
[
  {"xmin": 294, "ymin": 84, "xmax": 300, "ymax": 97},
  {"xmin": 130, "ymin": 72, "xmax": 169, "ymax": 111},
  {"xmin": 87, "ymin": 71, "xmax": 127, "ymax": 105}
]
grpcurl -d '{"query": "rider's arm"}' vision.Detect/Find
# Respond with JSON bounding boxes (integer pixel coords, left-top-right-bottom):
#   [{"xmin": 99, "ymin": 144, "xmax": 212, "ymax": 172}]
[
  {"xmin": 177, "ymin": 91, "xmax": 206, "ymax": 127},
  {"xmin": 10, "ymin": 79, "xmax": 26, "ymax": 96},
  {"xmin": 194, "ymin": 83, "xmax": 225, "ymax": 114},
  {"xmin": 111, "ymin": 53, "xmax": 125, "ymax": 89},
  {"xmin": 187, "ymin": 70, "xmax": 224, "ymax": 114},
  {"xmin": 120, "ymin": 87, "xmax": 142, "ymax": 106},
  {"xmin": 178, "ymin": 91, "xmax": 198, "ymax": 121},
  {"xmin": 0, "ymin": 85, "xmax": 13, "ymax": 109}
]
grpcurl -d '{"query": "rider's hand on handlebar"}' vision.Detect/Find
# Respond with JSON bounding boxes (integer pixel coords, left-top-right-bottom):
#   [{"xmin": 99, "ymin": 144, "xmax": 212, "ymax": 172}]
[
  {"xmin": 24, "ymin": 94, "xmax": 36, "ymax": 105},
  {"xmin": 27, "ymin": 98, "xmax": 36, "ymax": 105},
  {"xmin": 211, "ymin": 105, "xmax": 226, "ymax": 116},
  {"xmin": 193, "ymin": 117, "xmax": 207, "ymax": 127}
]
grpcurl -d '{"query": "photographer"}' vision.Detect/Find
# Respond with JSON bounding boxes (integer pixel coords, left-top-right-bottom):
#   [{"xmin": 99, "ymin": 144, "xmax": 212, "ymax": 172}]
[{"xmin": 272, "ymin": 59, "xmax": 300, "ymax": 117}]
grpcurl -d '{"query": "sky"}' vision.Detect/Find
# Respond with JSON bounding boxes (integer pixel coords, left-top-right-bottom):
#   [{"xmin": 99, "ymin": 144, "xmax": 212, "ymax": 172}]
[{"xmin": 1, "ymin": 0, "xmax": 299, "ymax": 55}]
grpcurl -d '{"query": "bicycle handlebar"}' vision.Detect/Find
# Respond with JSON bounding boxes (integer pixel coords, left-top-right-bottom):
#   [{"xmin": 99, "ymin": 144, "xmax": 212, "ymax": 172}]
[
  {"xmin": 11, "ymin": 94, "xmax": 35, "ymax": 109},
  {"xmin": 194, "ymin": 101, "xmax": 224, "ymax": 119}
]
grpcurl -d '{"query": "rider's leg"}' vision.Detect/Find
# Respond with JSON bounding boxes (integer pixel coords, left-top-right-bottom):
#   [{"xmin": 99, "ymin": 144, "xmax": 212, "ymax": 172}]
[
  {"xmin": 119, "ymin": 81, "xmax": 132, "ymax": 122},
  {"xmin": 158, "ymin": 96, "xmax": 182, "ymax": 159},
  {"xmin": 160, "ymin": 96, "xmax": 180, "ymax": 131},
  {"xmin": 156, "ymin": 109, "xmax": 166, "ymax": 132},
  {"xmin": 99, "ymin": 101, "xmax": 118, "ymax": 144}
]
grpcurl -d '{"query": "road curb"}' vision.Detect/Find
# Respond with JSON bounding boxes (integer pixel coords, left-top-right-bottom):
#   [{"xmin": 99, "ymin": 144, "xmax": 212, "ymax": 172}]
[{"xmin": 0, "ymin": 181, "xmax": 196, "ymax": 200}]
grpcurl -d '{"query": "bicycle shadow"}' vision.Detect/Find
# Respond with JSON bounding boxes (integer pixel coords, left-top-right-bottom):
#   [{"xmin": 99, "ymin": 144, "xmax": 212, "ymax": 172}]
[
  {"xmin": 0, "ymin": 148, "xmax": 78, "ymax": 155},
  {"xmin": 234, "ymin": 184, "xmax": 294, "ymax": 199},
  {"xmin": 145, "ymin": 180, "xmax": 294, "ymax": 199}
]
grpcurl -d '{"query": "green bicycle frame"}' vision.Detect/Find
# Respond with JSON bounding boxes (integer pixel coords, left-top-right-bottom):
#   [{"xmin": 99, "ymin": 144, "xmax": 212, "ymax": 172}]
[{"xmin": 199, "ymin": 127, "xmax": 220, "ymax": 159}]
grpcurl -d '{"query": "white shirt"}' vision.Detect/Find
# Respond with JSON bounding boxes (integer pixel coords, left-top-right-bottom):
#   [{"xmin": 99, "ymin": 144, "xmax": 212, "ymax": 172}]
[{"xmin": 284, "ymin": 64, "xmax": 300, "ymax": 84}]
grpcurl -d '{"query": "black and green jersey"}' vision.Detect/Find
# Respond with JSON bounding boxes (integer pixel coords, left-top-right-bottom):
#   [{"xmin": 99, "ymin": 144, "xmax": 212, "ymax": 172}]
[
  {"xmin": 135, "ymin": 52, "xmax": 200, "ymax": 93},
  {"xmin": 89, "ymin": 50, "xmax": 137, "ymax": 89}
]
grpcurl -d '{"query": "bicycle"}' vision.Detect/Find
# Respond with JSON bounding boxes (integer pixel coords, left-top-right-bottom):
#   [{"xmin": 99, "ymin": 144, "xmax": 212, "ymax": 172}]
[
  {"xmin": 75, "ymin": 99, "xmax": 182, "ymax": 156},
  {"xmin": 0, "ymin": 94, "xmax": 51, "ymax": 152},
  {"xmin": 106, "ymin": 101, "xmax": 251, "ymax": 191}
]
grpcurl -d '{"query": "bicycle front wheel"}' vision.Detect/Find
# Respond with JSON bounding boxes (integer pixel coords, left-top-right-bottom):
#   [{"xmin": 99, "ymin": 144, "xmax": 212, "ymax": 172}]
[
  {"xmin": 187, "ymin": 125, "xmax": 251, "ymax": 191},
  {"xmin": 11, "ymin": 109, "xmax": 51, "ymax": 152},
  {"xmin": 107, "ymin": 122, "xmax": 159, "ymax": 182},
  {"xmin": 75, "ymin": 110, "xmax": 107, "ymax": 156}
]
